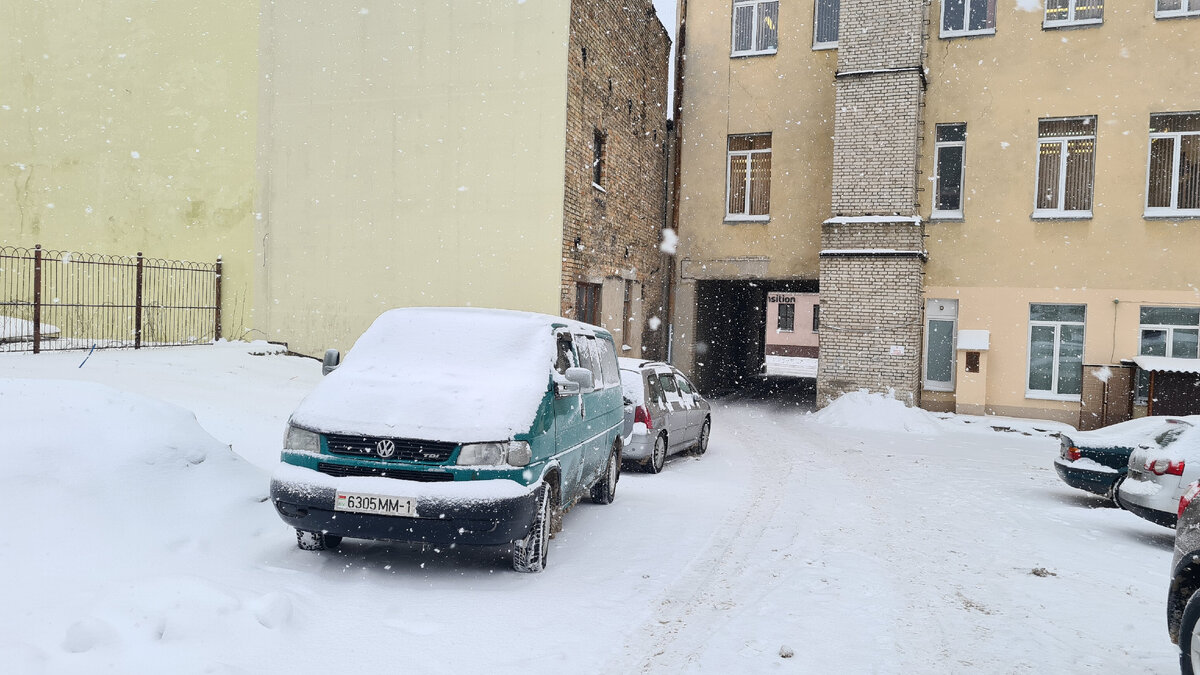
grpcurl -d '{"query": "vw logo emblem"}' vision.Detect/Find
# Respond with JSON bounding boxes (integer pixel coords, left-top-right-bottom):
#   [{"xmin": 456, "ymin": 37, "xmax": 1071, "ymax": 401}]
[{"xmin": 375, "ymin": 439, "xmax": 396, "ymax": 458}]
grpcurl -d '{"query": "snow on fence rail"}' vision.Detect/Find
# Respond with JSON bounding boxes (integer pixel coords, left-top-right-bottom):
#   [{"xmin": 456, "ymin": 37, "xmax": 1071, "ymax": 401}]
[{"xmin": 0, "ymin": 244, "xmax": 221, "ymax": 353}]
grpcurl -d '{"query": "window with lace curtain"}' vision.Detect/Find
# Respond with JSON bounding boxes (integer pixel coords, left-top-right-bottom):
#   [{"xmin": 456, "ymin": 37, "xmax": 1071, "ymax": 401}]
[
  {"xmin": 1034, "ymin": 117, "xmax": 1096, "ymax": 219},
  {"xmin": 726, "ymin": 134, "xmax": 772, "ymax": 221}
]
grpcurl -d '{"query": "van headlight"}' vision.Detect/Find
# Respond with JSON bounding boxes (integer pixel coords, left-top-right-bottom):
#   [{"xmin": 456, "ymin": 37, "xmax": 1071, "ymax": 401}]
[
  {"xmin": 458, "ymin": 441, "xmax": 531, "ymax": 467},
  {"xmin": 284, "ymin": 425, "xmax": 321, "ymax": 453}
]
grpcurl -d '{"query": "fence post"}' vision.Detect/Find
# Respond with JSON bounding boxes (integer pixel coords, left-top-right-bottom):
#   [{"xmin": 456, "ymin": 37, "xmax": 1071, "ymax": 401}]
[
  {"xmin": 32, "ymin": 244, "xmax": 42, "ymax": 354},
  {"xmin": 214, "ymin": 256, "xmax": 223, "ymax": 341},
  {"xmin": 134, "ymin": 251, "xmax": 143, "ymax": 349}
]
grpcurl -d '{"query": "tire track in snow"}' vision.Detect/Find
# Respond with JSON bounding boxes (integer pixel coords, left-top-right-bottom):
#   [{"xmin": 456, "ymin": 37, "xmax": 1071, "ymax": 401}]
[{"xmin": 613, "ymin": 404, "xmax": 798, "ymax": 672}]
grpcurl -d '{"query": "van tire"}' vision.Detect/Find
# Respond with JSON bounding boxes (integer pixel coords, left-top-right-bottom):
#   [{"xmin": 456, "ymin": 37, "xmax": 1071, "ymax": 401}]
[
  {"xmin": 591, "ymin": 443, "xmax": 620, "ymax": 504},
  {"xmin": 513, "ymin": 485, "xmax": 552, "ymax": 573},
  {"xmin": 296, "ymin": 529, "xmax": 341, "ymax": 551}
]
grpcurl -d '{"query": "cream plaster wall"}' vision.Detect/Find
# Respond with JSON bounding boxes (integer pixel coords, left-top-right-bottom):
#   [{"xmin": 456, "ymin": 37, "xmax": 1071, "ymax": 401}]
[
  {"xmin": 921, "ymin": 7, "xmax": 1200, "ymax": 419},
  {"xmin": 257, "ymin": 0, "xmax": 571, "ymax": 356},
  {"xmin": 0, "ymin": 1, "xmax": 259, "ymax": 336},
  {"xmin": 674, "ymin": 1, "xmax": 837, "ymax": 281},
  {"xmin": 926, "ymin": 285, "xmax": 1200, "ymax": 421}
]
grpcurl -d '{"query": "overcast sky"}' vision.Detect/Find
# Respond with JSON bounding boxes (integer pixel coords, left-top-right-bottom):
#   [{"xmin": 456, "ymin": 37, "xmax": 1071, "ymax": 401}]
[{"xmin": 652, "ymin": 0, "xmax": 677, "ymax": 117}]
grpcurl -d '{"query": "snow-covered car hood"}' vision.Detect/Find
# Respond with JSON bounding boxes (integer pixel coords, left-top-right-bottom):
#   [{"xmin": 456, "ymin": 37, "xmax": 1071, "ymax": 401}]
[{"xmin": 290, "ymin": 307, "xmax": 558, "ymax": 443}]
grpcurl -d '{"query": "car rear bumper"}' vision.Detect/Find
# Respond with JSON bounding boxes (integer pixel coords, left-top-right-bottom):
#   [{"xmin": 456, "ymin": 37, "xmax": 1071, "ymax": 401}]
[
  {"xmin": 622, "ymin": 432, "xmax": 655, "ymax": 461},
  {"xmin": 1117, "ymin": 475, "xmax": 1179, "ymax": 528},
  {"xmin": 1053, "ymin": 459, "xmax": 1120, "ymax": 497},
  {"xmin": 270, "ymin": 473, "xmax": 539, "ymax": 546}
]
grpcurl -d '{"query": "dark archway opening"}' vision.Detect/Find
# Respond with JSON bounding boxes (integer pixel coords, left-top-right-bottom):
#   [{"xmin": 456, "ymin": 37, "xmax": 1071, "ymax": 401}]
[{"xmin": 693, "ymin": 279, "xmax": 819, "ymax": 405}]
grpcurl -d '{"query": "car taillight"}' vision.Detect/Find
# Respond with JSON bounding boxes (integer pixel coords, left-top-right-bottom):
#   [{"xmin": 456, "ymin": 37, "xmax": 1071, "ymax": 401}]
[
  {"xmin": 1180, "ymin": 481, "xmax": 1200, "ymax": 518},
  {"xmin": 1067, "ymin": 447, "xmax": 1081, "ymax": 461},
  {"xmin": 634, "ymin": 405, "xmax": 653, "ymax": 429},
  {"xmin": 1146, "ymin": 458, "xmax": 1186, "ymax": 476}
]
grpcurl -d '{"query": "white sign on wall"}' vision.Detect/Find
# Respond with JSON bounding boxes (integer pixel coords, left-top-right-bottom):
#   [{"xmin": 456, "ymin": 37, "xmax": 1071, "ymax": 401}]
[{"xmin": 889, "ymin": 346, "xmax": 905, "ymax": 356}]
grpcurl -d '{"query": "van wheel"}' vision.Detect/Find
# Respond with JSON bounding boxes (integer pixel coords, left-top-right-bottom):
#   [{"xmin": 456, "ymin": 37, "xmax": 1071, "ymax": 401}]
[
  {"xmin": 513, "ymin": 486, "xmax": 552, "ymax": 573},
  {"xmin": 591, "ymin": 443, "xmax": 621, "ymax": 504},
  {"xmin": 646, "ymin": 433, "xmax": 667, "ymax": 474},
  {"xmin": 296, "ymin": 529, "xmax": 341, "ymax": 551}
]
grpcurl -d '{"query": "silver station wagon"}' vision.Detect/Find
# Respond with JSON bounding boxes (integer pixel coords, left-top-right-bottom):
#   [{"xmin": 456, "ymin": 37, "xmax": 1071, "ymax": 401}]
[{"xmin": 618, "ymin": 357, "xmax": 711, "ymax": 473}]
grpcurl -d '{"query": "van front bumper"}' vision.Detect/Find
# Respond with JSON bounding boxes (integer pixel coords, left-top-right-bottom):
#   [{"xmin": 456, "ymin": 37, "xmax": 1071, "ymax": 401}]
[{"xmin": 270, "ymin": 470, "xmax": 539, "ymax": 547}]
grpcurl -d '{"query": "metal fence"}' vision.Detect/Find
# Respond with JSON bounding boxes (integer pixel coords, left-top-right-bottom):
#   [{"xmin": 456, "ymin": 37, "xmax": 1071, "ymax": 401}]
[{"xmin": 0, "ymin": 245, "xmax": 221, "ymax": 353}]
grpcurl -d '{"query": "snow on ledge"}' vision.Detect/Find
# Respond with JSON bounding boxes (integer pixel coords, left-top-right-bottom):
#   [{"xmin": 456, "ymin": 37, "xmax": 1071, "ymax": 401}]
[
  {"xmin": 823, "ymin": 215, "xmax": 923, "ymax": 225},
  {"xmin": 819, "ymin": 248, "xmax": 928, "ymax": 256},
  {"xmin": 957, "ymin": 330, "xmax": 990, "ymax": 351}
]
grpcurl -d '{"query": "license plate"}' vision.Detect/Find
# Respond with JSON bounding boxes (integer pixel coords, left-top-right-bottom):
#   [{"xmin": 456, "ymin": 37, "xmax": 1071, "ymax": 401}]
[{"xmin": 334, "ymin": 491, "xmax": 416, "ymax": 517}]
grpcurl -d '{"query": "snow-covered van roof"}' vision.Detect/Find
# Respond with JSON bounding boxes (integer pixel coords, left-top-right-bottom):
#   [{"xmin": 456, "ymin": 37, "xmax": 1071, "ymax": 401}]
[{"xmin": 290, "ymin": 307, "xmax": 611, "ymax": 443}]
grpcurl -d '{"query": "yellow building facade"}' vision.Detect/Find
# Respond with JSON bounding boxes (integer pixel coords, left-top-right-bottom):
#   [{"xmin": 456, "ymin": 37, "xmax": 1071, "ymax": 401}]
[
  {"xmin": 0, "ymin": 1, "xmax": 259, "ymax": 337},
  {"xmin": 673, "ymin": 0, "xmax": 1200, "ymax": 423}
]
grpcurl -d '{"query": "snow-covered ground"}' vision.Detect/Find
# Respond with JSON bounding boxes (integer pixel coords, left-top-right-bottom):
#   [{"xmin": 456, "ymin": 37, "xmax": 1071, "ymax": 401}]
[{"xmin": 0, "ymin": 344, "xmax": 1178, "ymax": 673}]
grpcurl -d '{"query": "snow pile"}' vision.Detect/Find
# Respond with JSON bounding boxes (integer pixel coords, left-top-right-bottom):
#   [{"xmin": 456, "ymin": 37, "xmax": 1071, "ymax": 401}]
[
  {"xmin": 811, "ymin": 390, "xmax": 944, "ymax": 435},
  {"xmin": 0, "ymin": 315, "xmax": 60, "ymax": 342},
  {"xmin": 291, "ymin": 307, "xmax": 562, "ymax": 442},
  {"xmin": 0, "ymin": 377, "xmax": 278, "ymax": 673}
]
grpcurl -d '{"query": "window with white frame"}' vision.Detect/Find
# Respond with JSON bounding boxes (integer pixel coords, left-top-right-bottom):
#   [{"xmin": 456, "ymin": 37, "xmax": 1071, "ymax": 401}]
[
  {"xmin": 777, "ymin": 300, "xmax": 795, "ymax": 332},
  {"xmin": 732, "ymin": 0, "xmax": 779, "ymax": 56},
  {"xmin": 1137, "ymin": 306, "xmax": 1200, "ymax": 399},
  {"xmin": 941, "ymin": 0, "xmax": 997, "ymax": 36},
  {"xmin": 1043, "ymin": 0, "xmax": 1103, "ymax": 27},
  {"xmin": 1157, "ymin": 0, "xmax": 1200, "ymax": 17},
  {"xmin": 1146, "ymin": 112, "xmax": 1200, "ymax": 216},
  {"xmin": 1027, "ymin": 304, "xmax": 1085, "ymax": 399},
  {"xmin": 726, "ymin": 134, "xmax": 771, "ymax": 220},
  {"xmin": 933, "ymin": 123, "xmax": 966, "ymax": 218},
  {"xmin": 813, "ymin": 0, "xmax": 839, "ymax": 49},
  {"xmin": 924, "ymin": 299, "xmax": 958, "ymax": 391},
  {"xmin": 1034, "ymin": 117, "xmax": 1095, "ymax": 218}
]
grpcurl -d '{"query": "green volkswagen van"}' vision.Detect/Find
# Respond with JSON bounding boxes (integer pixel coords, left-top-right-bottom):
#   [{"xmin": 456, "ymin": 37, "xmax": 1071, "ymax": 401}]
[{"xmin": 270, "ymin": 307, "xmax": 624, "ymax": 572}]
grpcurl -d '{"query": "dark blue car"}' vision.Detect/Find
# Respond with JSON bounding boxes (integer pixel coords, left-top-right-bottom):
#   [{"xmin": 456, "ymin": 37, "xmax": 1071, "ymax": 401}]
[{"xmin": 1054, "ymin": 417, "xmax": 1194, "ymax": 503}]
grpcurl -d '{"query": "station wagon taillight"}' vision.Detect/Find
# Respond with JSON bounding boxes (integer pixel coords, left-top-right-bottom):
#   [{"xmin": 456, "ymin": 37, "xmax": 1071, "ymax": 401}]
[
  {"xmin": 1067, "ymin": 447, "xmax": 1081, "ymax": 461},
  {"xmin": 634, "ymin": 405, "xmax": 653, "ymax": 429},
  {"xmin": 1146, "ymin": 458, "xmax": 1186, "ymax": 476}
]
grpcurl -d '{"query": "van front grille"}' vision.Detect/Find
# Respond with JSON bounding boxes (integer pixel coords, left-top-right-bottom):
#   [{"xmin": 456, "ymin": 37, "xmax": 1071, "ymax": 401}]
[
  {"xmin": 324, "ymin": 434, "xmax": 458, "ymax": 463},
  {"xmin": 317, "ymin": 462, "xmax": 455, "ymax": 482}
]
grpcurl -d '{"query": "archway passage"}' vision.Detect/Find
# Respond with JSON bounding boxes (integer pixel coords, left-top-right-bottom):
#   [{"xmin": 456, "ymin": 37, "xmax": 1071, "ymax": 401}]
[{"xmin": 692, "ymin": 279, "xmax": 819, "ymax": 404}]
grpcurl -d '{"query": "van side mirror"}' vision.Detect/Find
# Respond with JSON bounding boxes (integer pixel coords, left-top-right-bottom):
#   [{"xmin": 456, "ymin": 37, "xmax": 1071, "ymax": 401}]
[
  {"xmin": 321, "ymin": 349, "xmax": 341, "ymax": 376},
  {"xmin": 555, "ymin": 367, "xmax": 593, "ymax": 397}
]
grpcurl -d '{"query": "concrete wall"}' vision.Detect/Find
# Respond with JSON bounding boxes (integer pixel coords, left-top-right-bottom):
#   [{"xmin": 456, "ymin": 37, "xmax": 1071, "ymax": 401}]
[
  {"xmin": 257, "ymin": 0, "xmax": 572, "ymax": 355},
  {"xmin": 920, "ymin": 4, "xmax": 1200, "ymax": 420},
  {"xmin": 0, "ymin": 1, "xmax": 259, "ymax": 337}
]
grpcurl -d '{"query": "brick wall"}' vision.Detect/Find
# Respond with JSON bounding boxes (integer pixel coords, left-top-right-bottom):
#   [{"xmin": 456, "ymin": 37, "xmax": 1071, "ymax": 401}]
[
  {"xmin": 561, "ymin": 0, "xmax": 671, "ymax": 359},
  {"xmin": 831, "ymin": 72, "xmax": 923, "ymax": 215},
  {"xmin": 817, "ymin": 0, "xmax": 929, "ymax": 406}
]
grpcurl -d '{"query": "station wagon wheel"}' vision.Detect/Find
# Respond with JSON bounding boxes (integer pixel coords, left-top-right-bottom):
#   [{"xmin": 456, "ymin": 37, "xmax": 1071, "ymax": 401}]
[
  {"xmin": 646, "ymin": 433, "xmax": 666, "ymax": 474},
  {"xmin": 296, "ymin": 529, "xmax": 341, "ymax": 551},
  {"xmin": 591, "ymin": 442, "xmax": 621, "ymax": 504},
  {"xmin": 692, "ymin": 418, "xmax": 710, "ymax": 456},
  {"xmin": 513, "ymin": 485, "xmax": 552, "ymax": 573},
  {"xmin": 1180, "ymin": 588, "xmax": 1200, "ymax": 675}
]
